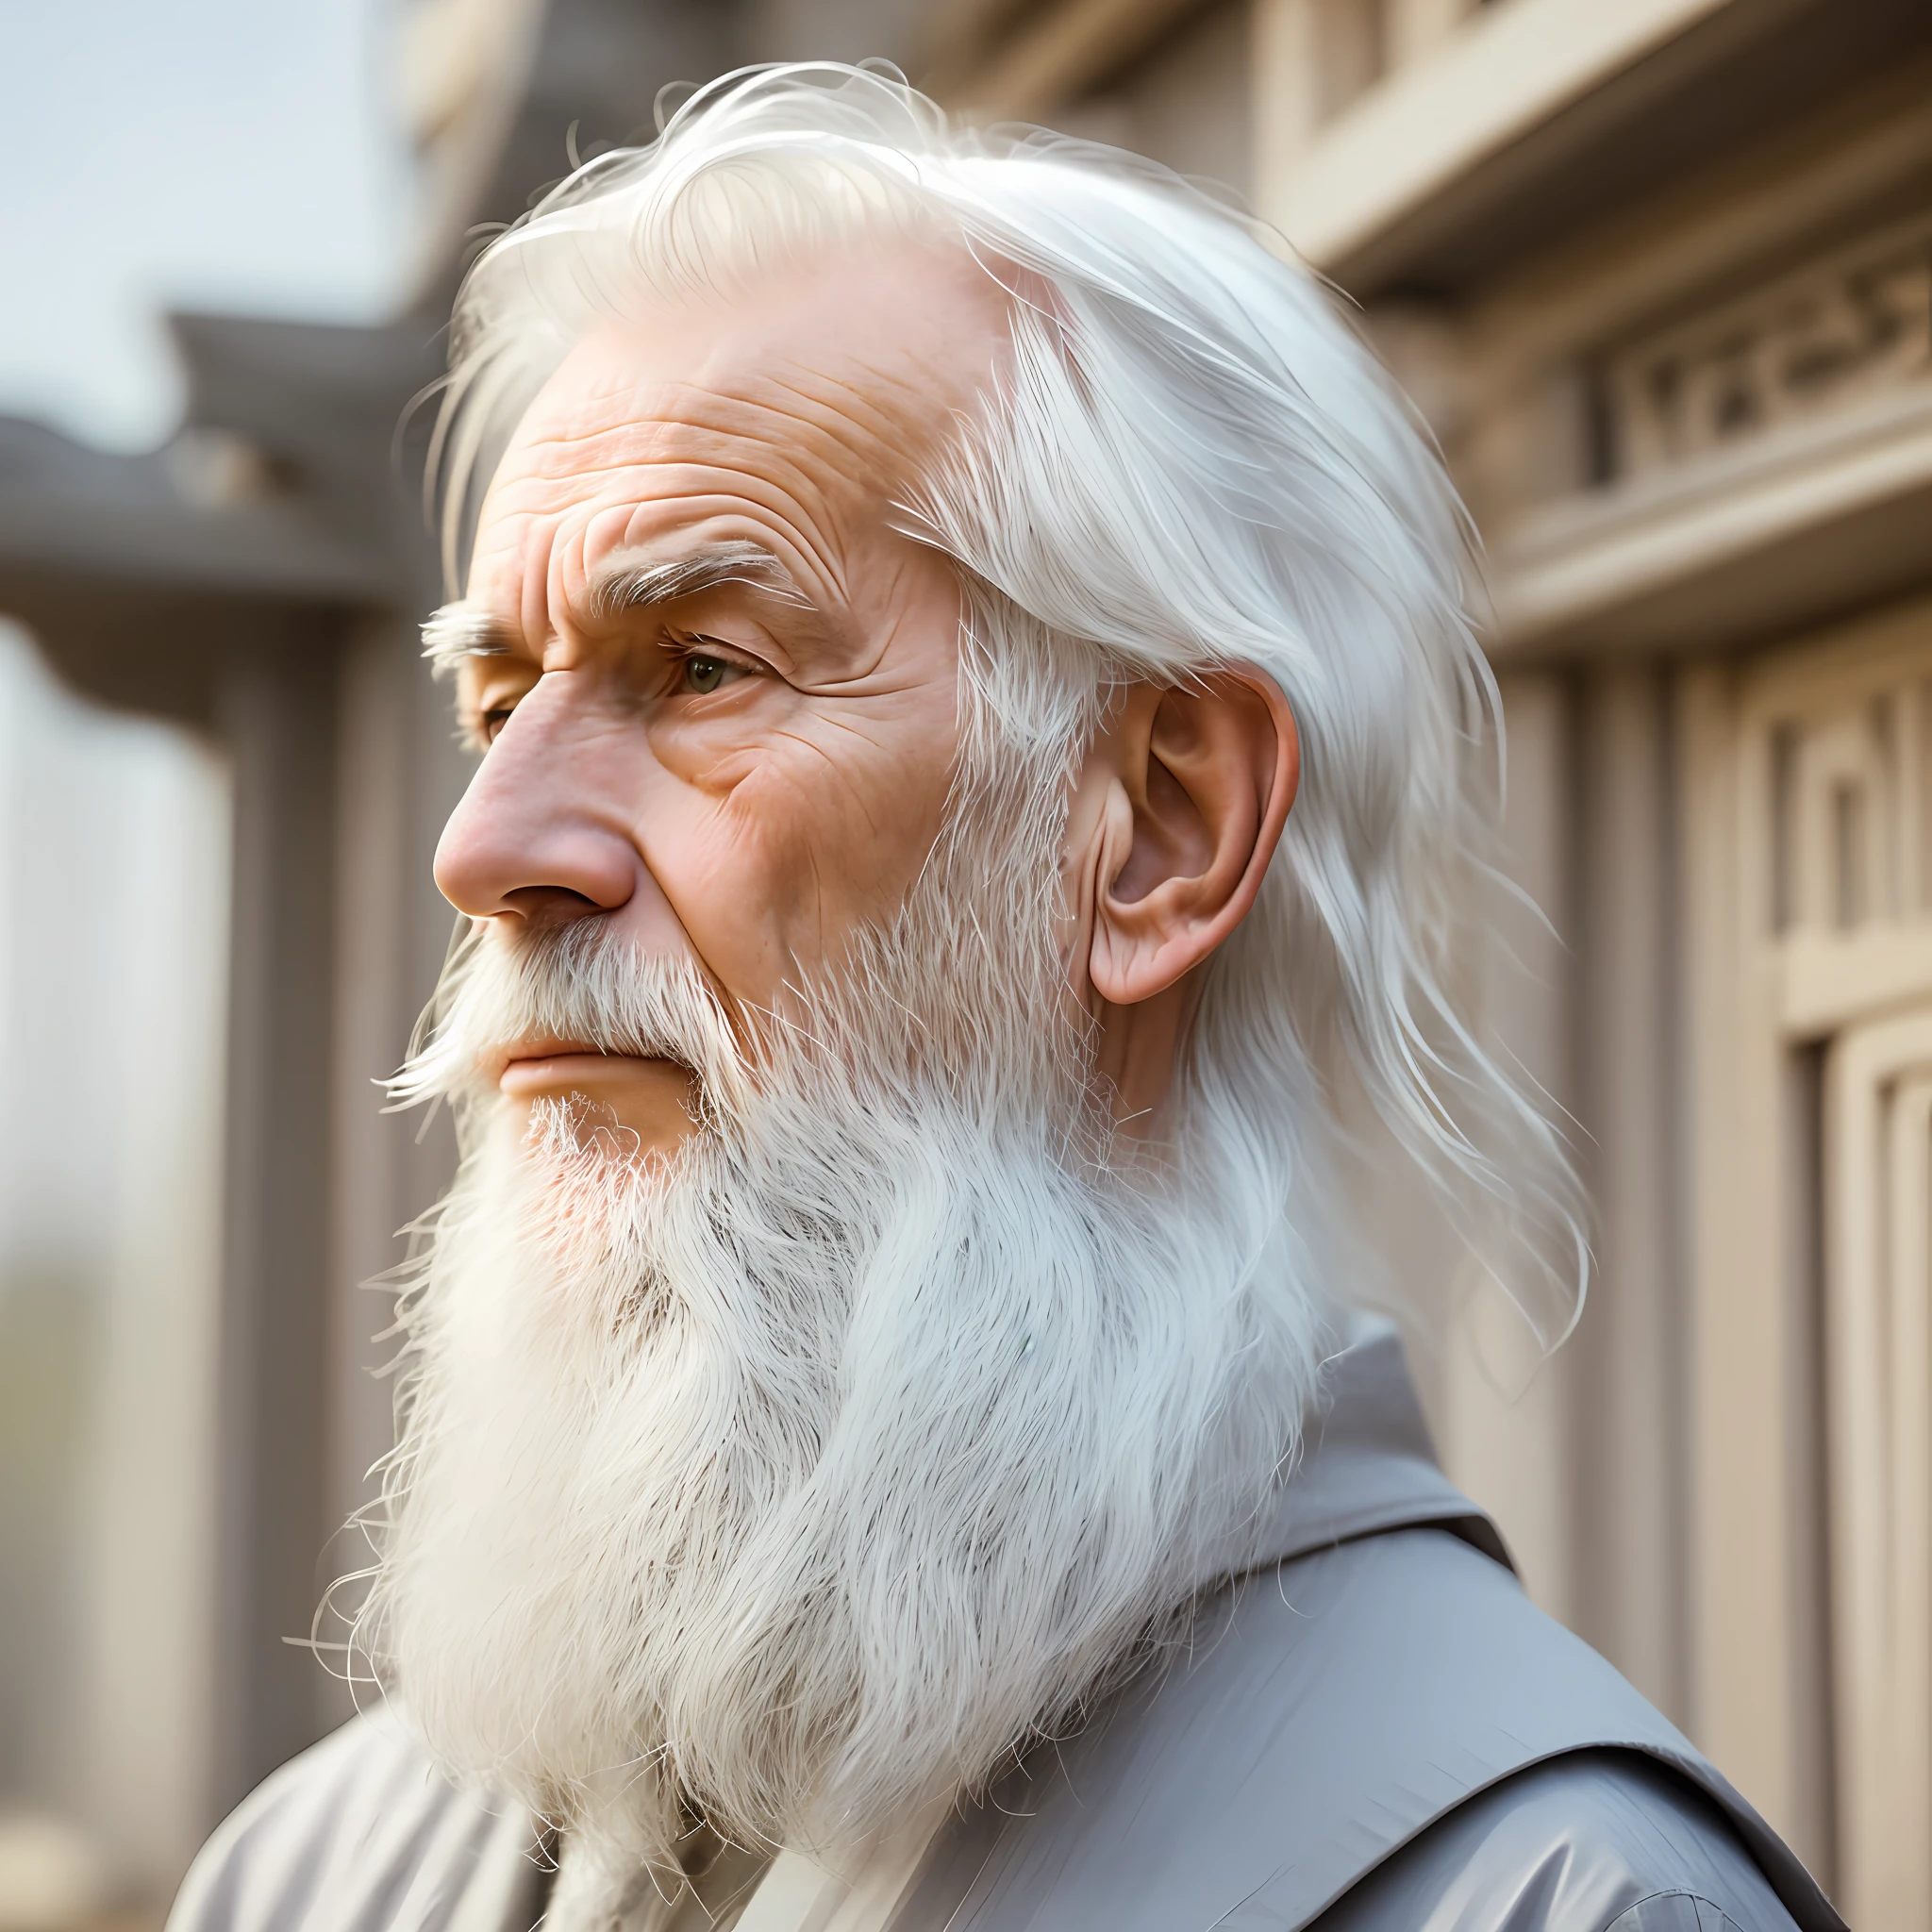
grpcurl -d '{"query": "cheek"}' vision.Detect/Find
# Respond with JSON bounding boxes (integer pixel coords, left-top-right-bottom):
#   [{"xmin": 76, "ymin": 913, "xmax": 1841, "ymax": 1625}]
[
  {"xmin": 623, "ymin": 759, "xmax": 842, "ymax": 1008},
  {"xmin": 640, "ymin": 708, "xmax": 959, "ymax": 996},
  {"xmin": 793, "ymin": 691, "xmax": 961, "ymax": 904}
]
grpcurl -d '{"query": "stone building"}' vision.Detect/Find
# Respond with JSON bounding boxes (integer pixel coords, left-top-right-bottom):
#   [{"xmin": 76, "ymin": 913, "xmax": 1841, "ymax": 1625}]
[
  {"xmin": 1209, "ymin": 6, "xmax": 1930, "ymax": 1917},
  {"xmin": 2, "ymin": 0, "xmax": 1925, "ymax": 1920}
]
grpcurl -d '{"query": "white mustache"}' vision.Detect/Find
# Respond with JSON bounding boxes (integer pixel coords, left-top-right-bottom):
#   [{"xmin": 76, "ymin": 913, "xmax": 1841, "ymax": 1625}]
[{"xmin": 390, "ymin": 923, "xmax": 751, "ymax": 1120}]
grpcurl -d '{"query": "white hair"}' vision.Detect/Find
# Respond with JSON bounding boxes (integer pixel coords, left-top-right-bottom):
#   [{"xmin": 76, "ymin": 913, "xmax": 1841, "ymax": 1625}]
[{"xmin": 426, "ymin": 59, "xmax": 1587, "ymax": 1345}]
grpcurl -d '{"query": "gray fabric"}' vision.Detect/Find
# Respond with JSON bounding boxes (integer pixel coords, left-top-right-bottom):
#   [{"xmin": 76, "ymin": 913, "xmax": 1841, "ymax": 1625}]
[
  {"xmin": 166, "ymin": 1315, "xmax": 1842, "ymax": 1932},
  {"xmin": 1247, "ymin": 1315, "xmax": 1511, "ymax": 1573},
  {"xmin": 1309, "ymin": 1752, "xmax": 1796, "ymax": 1932},
  {"xmin": 167, "ymin": 1712, "xmax": 548, "ymax": 1932},
  {"xmin": 882, "ymin": 1522, "xmax": 1840, "ymax": 1932}
]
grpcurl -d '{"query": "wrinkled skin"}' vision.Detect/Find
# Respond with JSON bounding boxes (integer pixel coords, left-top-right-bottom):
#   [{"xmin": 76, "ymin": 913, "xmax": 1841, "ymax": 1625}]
[{"xmin": 434, "ymin": 239, "xmax": 1298, "ymax": 1156}]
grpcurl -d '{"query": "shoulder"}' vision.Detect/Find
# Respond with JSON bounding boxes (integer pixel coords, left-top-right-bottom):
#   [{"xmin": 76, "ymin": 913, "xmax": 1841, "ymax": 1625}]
[
  {"xmin": 912, "ymin": 1528, "xmax": 1840, "ymax": 1932},
  {"xmin": 1311, "ymin": 1750, "xmax": 1806, "ymax": 1932},
  {"xmin": 1204, "ymin": 1530, "xmax": 1839, "ymax": 1930},
  {"xmin": 165, "ymin": 1714, "xmax": 546, "ymax": 1932}
]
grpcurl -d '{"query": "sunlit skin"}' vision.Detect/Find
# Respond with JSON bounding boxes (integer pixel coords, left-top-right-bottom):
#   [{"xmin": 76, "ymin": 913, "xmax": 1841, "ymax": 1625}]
[{"xmin": 433, "ymin": 238, "xmax": 1299, "ymax": 1156}]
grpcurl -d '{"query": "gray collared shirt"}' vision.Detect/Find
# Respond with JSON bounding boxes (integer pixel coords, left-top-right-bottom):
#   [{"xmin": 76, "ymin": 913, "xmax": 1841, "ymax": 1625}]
[{"xmin": 167, "ymin": 1317, "xmax": 1843, "ymax": 1932}]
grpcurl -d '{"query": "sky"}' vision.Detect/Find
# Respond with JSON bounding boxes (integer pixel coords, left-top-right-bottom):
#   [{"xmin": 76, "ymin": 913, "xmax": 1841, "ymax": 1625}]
[{"xmin": 0, "ymin": 0, "xmax": 413, "ymax": 450}]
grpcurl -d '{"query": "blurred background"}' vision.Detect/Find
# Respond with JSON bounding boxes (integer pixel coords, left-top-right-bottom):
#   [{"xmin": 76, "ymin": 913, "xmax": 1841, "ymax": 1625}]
[{"xmin": 0, "ymin": 0, "xmax": 1927, "ymax": 1926}]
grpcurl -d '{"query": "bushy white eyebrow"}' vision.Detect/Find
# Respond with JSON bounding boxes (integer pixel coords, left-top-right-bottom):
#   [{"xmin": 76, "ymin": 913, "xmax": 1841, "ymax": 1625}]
[
  {"xmin": 424, "ymin": 544, "xmax": 811, "ymax": 683},
  {"xmin": 587, "ymin": 540, "xmax": 810, "ymax": 621},
  {"xmin": 421, "ymin": 601, "xmax": 514, "ymax": 679}
]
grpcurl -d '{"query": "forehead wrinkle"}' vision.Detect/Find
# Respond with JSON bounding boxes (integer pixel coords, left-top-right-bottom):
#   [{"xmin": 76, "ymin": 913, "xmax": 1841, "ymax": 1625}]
[
  {"xmin": 773, "ymin": 354, "xmax": 963, "ymax": 464},
  {"xmin": 495, "ymin": 417, "xmax": 870, "ymax": 616},
  {"xmin": 502, "ymin": 352, "xmax": 939, "ymax": 508},
  {"xmin": 572, "ymin": 371, "xmax": 929, "ymax": 525},
  {"xmin": 630, "ymin": 381, "xmax": 933, "ymax": 614},
  {"xmin": 513, "ymin": 362, "xmax": 911, "ymax": 488},
  {"xmin": 753, "ymin": 357, "xmax": 932, "ymax": 452},
  {"xmin": 720, "ymin": 367, "xmax": 950, "ymax": 515},
  {"xmin": 638, "ymin": 385, "xmax": 910, "ymax": 529},
  {"xmin": 566, "ymin": 456, "xmax": 867, "ymax": 631},
  {"xmin": 565, "ymin": 466, "xmax": 843, "ymax": 612}
]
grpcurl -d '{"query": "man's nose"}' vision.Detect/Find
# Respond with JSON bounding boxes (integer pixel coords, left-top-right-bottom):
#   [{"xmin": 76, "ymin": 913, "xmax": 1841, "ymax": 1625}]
[{"xmin": 434, "ymin": 677, "xmax": 639, "ymax": 924}]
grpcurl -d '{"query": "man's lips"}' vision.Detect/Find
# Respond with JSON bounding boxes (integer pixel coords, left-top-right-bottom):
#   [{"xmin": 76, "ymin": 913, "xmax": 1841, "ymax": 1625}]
[{"xmin": 495, "ymin": 1044, "xmax": 686, "ymax": 1096}]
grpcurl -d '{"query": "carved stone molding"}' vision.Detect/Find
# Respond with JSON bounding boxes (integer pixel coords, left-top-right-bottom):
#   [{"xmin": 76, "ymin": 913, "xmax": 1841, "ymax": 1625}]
[{"xmin": 1604, "ymin": 211, "xmax": 1932, "ymax": 479}]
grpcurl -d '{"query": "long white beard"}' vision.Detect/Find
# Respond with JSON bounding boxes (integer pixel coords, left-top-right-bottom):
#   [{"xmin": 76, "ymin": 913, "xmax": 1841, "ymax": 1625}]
[{"xmin": 358, "ymin": 780, "xmax": 1328, "ymax": 1920}]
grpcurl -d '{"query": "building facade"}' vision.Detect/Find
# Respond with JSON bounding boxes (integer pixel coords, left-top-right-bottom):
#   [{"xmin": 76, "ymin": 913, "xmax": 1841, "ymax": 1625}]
[{"xmin": 3, "ymin": 0, "xmax": 1926, "ymax": 1922}]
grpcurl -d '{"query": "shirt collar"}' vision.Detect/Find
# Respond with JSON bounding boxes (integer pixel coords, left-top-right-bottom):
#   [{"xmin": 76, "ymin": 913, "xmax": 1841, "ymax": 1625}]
[{"xmin": 1242, "ymin": 1310, "xmax": 1512, "ymax": 1579}]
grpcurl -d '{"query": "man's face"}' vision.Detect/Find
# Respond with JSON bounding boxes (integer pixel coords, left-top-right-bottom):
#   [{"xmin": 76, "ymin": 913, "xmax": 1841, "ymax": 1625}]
[{"xmin": 435, "ymin": 242, "xmax": 1015, "ymax": 1152}]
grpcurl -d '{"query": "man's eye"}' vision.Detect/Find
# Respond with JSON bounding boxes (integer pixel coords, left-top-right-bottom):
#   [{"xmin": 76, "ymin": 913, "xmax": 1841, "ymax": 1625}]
[
  {"xmin": 683, "ymin": 654, "xmax": 729, "ymax": 694},
  {"xmin": 481, "ymin": 706, "xmax": 517, "ymax": 741}
]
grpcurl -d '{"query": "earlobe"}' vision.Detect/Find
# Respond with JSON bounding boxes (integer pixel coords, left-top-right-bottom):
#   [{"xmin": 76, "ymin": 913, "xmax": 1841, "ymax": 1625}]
[{"xmin": 1087, "ymin": 670, "xmax": 1298, "ymax": 1008}]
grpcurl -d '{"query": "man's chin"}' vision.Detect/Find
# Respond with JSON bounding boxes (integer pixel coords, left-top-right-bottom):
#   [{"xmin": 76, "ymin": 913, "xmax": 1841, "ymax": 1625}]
[{"xmin": 497, "ymin": 1052, "xmax": 702, "ymax": 1158}]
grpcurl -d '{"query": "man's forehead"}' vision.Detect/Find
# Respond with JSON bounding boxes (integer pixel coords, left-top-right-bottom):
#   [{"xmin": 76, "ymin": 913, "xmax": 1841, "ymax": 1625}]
[
  {"xmin": 499, "ymin": 242, "xmax": 1011, "ymax": 481},
  {"xmin": 458, "ymin": 243, "xmax": 1008, "ymax": 645},
  {"xmin": 500, "ymin": 345, "xmax": 914, "ymax": 500}
]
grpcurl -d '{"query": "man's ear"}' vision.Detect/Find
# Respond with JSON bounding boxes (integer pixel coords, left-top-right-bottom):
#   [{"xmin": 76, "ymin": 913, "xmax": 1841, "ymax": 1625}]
[{"xmin": 1077, "ymin": 671, "xmax": 1298, "ymax": 1008}]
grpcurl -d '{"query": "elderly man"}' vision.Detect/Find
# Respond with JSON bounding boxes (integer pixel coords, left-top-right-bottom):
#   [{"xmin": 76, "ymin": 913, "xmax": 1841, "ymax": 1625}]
[{"xmin": 171, "ymin": 65, "xmax": 1837, "ymax": 1932}]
